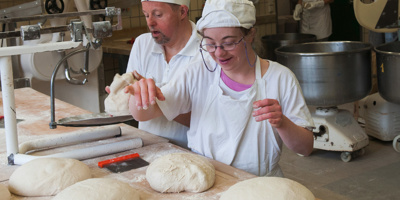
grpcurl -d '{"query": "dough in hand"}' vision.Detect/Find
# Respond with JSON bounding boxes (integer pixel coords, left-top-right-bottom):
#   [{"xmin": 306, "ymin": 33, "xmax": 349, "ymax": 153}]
[
  {"xmin": 104, "ymin": 73, "xmax": 137, "ymax": 116},
  {"xmin": 146, "ymin": 153, "xmax": 215, "ymax": 193},
  {"xmin": 0, "ymin": 184, "xmax": 11, "ymax": 200},
  {"xmin": 8, "ymin": 158, "xmax": 91, "ymax": 197},
  {"xmin": 220, "ymin": 177, "xmax": 315, "ymax": 200},
  {"xmin": 53, "ymin": 178, "xmax": 140, "ymax": 200}
]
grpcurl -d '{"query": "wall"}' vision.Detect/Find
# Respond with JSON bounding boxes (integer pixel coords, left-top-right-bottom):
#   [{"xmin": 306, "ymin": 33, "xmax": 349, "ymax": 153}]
[{"xmin": 109, "ymin": 0, "xmax": 277, "ymax": 36}]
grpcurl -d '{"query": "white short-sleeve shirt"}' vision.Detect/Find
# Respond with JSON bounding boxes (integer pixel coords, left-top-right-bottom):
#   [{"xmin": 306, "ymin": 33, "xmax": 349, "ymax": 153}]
[
  {"xmin": 158, "ymin": 59, "xmax": 314, "ymax": 176},
  {"xmin": 126, "ymin": 21, "xmax": 203, "ymax": 148}
]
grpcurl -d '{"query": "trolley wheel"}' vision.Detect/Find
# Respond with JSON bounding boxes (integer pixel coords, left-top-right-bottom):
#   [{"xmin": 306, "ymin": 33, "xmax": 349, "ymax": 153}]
[
  {"xmin": 393, "ymin": 135, "xmax": 400, "ymax": 153},
  {"xmin": 354, "ymin": 148, "xmax": 365, "ymax": 157},
  {"xmin": 341, "ymin": 152, "xmax": 352, "ymax": 162}
]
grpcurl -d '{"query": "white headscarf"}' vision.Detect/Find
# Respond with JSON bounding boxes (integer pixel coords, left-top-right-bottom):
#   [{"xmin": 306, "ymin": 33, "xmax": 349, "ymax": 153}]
[
  {"xmin": 141, "ymin": 0, "xmax": 190, "ymax": 7},
  {"xmin": 196, "ymin": 0, "xmax": 256, "ymax": 32}
]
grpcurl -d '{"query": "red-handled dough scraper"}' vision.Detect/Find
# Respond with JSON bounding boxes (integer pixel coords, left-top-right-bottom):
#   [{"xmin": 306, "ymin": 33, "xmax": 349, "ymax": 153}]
[{"xmin": 98, "ymin": 153, "xmax": 149, "ymax": 173}]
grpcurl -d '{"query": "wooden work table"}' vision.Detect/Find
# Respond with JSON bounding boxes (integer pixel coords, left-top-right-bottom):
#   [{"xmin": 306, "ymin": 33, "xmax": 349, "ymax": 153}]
[{"xmin": 0, "ymin": 88, "xmax": 256, "ymax": 199}]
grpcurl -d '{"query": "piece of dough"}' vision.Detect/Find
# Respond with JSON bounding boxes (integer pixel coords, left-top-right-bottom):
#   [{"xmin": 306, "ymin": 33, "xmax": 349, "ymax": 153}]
[
  {"xmin": 0, "ymin": 184, "xmax": 11, "ymax": 200},
  {"xmin": 220, "ymin": 177, "xmax": 315, "ymax": 200},
  {"xmin": 146, "ymin": 152, "xmax": 215, "ymax": 193},
  {"xmin": 53, "ymin": 178, "xmax": 140, "ymax": 200},
  {"xmin": 8, "ymin": 158, "xmax": 91, "ymax": 197},
  {"xmin": 104, "ymin": 73, "xmax": 137, "ymax": 116}
]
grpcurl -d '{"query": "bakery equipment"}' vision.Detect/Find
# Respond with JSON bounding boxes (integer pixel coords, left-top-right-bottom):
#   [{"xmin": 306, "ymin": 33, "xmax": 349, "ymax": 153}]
[
  {"xmin": 261, "ymin": 33, "xmax": 316, "ymax": 61},
  {"xmin": 354, "ymin": 0, "xmax": 400, "ymax": 33},
  {"xmin": 357, "ymin": 92, "xmax": 400, "ymax": 152},
  {"xmin": 56, "ymin": 113, "xmax": 134, "ymax": 127},
  {"xmin": 353, "ymin": 0, "xmax": 400, "ymax": 152},
  {"xmin": 0, "ymin": 4, "xmax": 140, "ymax": 165},
  {"xmin": 98, "ymin": 153, "xmax": 149, "ymax": 173},
  {"xmin": 275, "ymin": 41, "xmax": 372, "ymax": 162}
]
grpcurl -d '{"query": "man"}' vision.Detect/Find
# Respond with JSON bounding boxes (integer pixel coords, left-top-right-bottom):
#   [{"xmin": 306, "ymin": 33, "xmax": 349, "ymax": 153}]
[
  {"xmin": 293, "ymin": 0, "xmax": 334, "ymax": 41},
  {"xmin": 123, "ymin": 0, "xmax": 202, "ymax": 148}
]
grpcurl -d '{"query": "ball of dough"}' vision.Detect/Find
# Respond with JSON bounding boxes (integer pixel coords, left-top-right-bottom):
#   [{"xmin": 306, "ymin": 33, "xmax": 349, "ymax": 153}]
[
  {"xmin": 104, "ymin": 73, "xmax": 137, "ymax": 116},
  {"xmin": 53, "ymin": 178, "xmax": 140, "ymax": 200},
  {"xmin": 0, "ymin": 184, "xmax": 11, "ymax": 200},
  {"xmin": 220, "ymin": 177, "xmax": 315, "ymax": 200},
  {"xmin": 146, "ymin": 153, "xmax": 215, "ymax": 193},
  {"xmin": 8, "ymin": 158, "xmax": 91, "ymax": 197}
]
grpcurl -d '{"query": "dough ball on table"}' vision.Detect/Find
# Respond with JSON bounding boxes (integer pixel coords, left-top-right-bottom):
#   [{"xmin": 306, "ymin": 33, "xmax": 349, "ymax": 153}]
[
  {"xmin": 220, "ymin": 177, "xmax": 315, "ymax": 200},
  {"xmin": 104, "ymin": 73, "xmax": 137, "ymax": 116},
  {"xmin": 146, "ymin": 152, "xmax": 215, "ymax": 193},
  {"xmin": 53, "ymin": 178, "xmax": 140, "ymax": 200},
  {"xmin": 0, "ymin": 184, "xmax": 11, "ymax": 200},
  {"xmin": 8, "ymin": 158, "xmax": 91, "ymax": 197}
]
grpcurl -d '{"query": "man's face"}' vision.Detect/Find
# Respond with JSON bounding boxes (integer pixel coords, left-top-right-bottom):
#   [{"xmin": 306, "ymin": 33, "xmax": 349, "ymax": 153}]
[{"xmin": 142, "ymin": 2, "xmax": 181, "ymax": 45}]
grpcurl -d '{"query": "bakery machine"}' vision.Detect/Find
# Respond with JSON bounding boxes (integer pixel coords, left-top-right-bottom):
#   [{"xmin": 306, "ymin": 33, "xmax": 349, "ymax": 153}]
[
  {"xmin": 275, "ymin": 41, "xmax": 372, "ymax": 162},
  {"xmin": 354, "ymin": 0, "xmax": 400, "ymax": 152},
  {"xmin": 0, "ymin": 1, "xmax": 144, "ymax": 166}
]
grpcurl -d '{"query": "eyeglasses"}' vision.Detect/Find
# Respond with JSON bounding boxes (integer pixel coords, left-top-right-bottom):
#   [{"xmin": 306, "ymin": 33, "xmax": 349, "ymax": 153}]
[{"xmin": 200, "ymin": 37, "xmax": 244, "ymax": 53}]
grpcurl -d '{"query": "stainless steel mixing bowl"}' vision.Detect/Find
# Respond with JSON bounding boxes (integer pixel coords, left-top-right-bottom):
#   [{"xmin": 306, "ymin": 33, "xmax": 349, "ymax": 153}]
[
  {"xmin": 275, "ymin": 41, "xmax": 372, "ymax": 106},
  {"xmin": 375, "ymin": 41, "xmax": 400, "ymax": 105},
  {"xmin": 261, "ymin": 33, "xmax": 316, "ymax": 61}
]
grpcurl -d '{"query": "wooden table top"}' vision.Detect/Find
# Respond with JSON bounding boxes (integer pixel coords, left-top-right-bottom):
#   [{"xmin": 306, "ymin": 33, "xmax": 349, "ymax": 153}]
[{"xmin": 0, "ymin": 88, "xmax": 256, "ymax": 199}]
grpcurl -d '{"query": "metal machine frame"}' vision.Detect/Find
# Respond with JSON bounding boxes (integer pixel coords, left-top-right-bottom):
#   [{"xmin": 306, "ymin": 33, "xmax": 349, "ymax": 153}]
[{"xmin": 0, "ymin": 5, "xmax": 143, "ymax": 165}]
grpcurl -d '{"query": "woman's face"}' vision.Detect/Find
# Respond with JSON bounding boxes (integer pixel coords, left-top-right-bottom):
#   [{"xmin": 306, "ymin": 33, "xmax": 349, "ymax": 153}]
[{"xmin": 202, "ymin": 27, "xmax": 249, "ymax": 72}]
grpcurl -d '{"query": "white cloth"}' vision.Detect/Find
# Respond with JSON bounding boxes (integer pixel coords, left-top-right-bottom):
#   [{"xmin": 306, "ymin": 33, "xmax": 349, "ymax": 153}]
[
  {"xmin": 300, "ymin": 0, "xmax": 332, "ymax": 40},
  {"xmin": 158, "ymin": 58, "xmax": 314, "ymax": 176},
  {"xmin": 293, "ymin": 4, "xmax": 303, "ymax": 21},
  {"xmin": 141, "ymin": 0, "xmax": 190, "ymax": 7},
  {"xmin": 196, "ymin": 0, "xmax": 256, "ymax": 32},
  {"xmin": 304, "ymin": 0, "xmax": 325, "ymax": 10},
  {"xmin": 126, "ymin": 21, "xmax": 203, "ymax": 148}
]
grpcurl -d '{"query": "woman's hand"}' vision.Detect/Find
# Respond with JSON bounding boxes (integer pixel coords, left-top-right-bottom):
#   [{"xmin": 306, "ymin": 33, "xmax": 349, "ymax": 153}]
[
  {"xmin": 252, "ymin": 99, "xmax": 283, "ymax": 127},
  {"xmin": 124, "ymin": 78, "xmax": 165, "ymax": 110}
]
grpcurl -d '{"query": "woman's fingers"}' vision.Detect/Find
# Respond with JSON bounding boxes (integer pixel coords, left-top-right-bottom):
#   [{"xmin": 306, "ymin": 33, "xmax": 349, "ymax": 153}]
[{"xmin": 124, "ymin": 78, "xmax": 164, "ymax": 110}]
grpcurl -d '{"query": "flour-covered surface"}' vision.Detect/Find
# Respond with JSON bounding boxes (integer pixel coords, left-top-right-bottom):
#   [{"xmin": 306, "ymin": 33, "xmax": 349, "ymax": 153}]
[{"xmin": 0, "ymin": 88, "xmax": 256, "ymax": 199}]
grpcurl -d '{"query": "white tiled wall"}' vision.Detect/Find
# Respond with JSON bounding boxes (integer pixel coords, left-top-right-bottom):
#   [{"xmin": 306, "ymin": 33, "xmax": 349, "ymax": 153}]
[
  {"xmin": 111, "ymin": 0, "xmax": 277, "ymax": 37},
  {"xmin": 1, "ymin": 0, "xmax": 278, "ymax": 40}
]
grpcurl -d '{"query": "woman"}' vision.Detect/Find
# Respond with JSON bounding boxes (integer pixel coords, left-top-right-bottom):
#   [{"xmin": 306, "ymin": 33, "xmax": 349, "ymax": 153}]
[{"xmin": 126, "ymin": 0, "xmax": 314, "ymax": 177}]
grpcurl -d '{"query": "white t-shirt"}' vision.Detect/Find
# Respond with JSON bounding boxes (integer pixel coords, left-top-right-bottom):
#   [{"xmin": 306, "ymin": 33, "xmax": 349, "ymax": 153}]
[
  {"xmin": 126, "ymin": 21, "xmax": 203, "ymax": 148},
  {"xmin": 158, "ymin": 59, "xmax": 314, "ymax": 175}
]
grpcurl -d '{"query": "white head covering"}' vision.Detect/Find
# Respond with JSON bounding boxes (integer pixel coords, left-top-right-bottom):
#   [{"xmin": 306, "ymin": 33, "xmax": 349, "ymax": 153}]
[
  {"xmin": 196, "ymin": 0, "xmax": 256, "ymax": 32},
  {"xmin": 141, "ymin": 0, "xmax": 190, "ymax": 7}
]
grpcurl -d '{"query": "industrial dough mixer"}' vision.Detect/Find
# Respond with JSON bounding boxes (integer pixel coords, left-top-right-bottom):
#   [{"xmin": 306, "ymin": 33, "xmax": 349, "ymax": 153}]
[
  {"xmin": 353, "ymin": 0, "xmax": 400, "ymax": 152},
  {"xmin": 276, "ymin": 41, "xmax": 372, "ymax": 162}
]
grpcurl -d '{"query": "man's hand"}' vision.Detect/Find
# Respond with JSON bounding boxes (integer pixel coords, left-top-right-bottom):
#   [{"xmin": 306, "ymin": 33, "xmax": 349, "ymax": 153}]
[
  {"xmin": 293, "ymin": 3, "xmax": 303, "ymax": 21},
  {"xmin": 304, "ymin": 0, "xmax": 325, "ymax": 10},
  {"xmin": 105, "ymin": 70, "xmax": 143, "ymax": 94}
]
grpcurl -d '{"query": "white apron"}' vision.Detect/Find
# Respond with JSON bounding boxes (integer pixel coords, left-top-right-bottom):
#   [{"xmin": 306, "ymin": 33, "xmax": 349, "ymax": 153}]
[
  {"xmin": 301, "ymin": 0, "xmax": 332, "ymax": 40},
  {"xmin": 189, "ymin": 57, "xmax": 283, "ymax": 177}
]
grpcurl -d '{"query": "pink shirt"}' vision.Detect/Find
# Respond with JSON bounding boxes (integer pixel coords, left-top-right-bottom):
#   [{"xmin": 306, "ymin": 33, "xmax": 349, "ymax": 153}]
[{"xmin": 220, "ymin": 70, "xmax": 253, "ymax": 91}]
